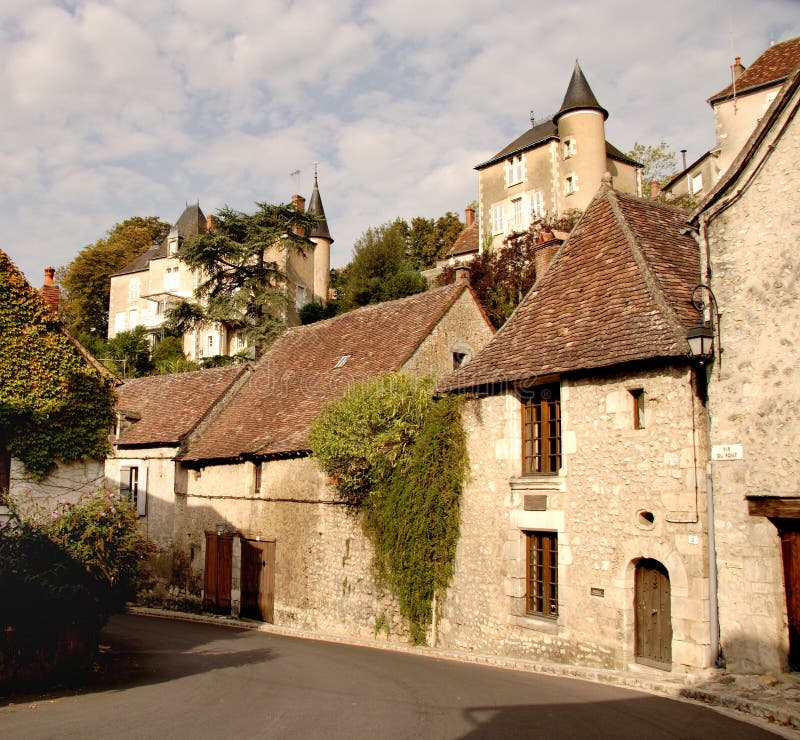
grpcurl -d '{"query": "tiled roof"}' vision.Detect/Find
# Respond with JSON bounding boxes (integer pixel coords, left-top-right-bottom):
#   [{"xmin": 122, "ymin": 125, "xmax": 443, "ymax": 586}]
[
  {"xmin": 115, "ymin": 365, "xmax": 248, "ymax": 447},
  {"xmin": 554, "ymin": 61, "xmax": 608, "ymax": 122},
  {"xmin": 437, "ymin": 187, "xmax": 698, "ymax": 393},
  {"xmin": 112, "ymin": 203, "xmax": 207, "ymax": 277},
  {"xmin": 180, "ymin": 283, "xmax": 472, "ymax": 462},
  {"xmin": 307, "ymin": 175, "xmax": 333, "ymax": 242},
  {"xmin": 476, "ymin": 119, "xmax": 558, "ymax": 170},
  {"xmin": 606, "ymin": 141, "xmax": 643, "ymax": 168},
  {"xmin": 446, "ymin": 222, "xmax": 479, "ymax": 257},
  {"xmin": 709, "ymin": 37, "xmax": 800, "ymax": 103}
]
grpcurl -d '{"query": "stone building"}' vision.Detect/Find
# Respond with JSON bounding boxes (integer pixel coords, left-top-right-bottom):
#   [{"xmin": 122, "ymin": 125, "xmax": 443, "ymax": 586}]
[
  {"xmin": 107, "ymin": 176, "xmax": 333, "ymax": 362},
  {"xmin": 109, "ymin": 282, "xmax": 494, "ymax": 634},
  {"xmin": 688, "ymin": 60, "xmax": 800, "ymax": 674},
  {"xmin": 477, "ymin": 62, "xmax": 642, "ymax": 251},
  {"xmin": 437, "ymin": 183, "xmax": 712, "ymax": 673},
  {"xmin": 663, "ymin": 36, "xmax": 800, "ymax": 202}
]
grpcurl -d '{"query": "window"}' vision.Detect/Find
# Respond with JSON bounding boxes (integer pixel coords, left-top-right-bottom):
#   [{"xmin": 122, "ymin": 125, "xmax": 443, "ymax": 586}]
[
  {"xmin": 491, "ymin": 203, "xmax": 505, "ymax": 235},
  {"xmin": 562, "ymin": 138, "xmax": 576, "ymax": 159},
  {"xmin": 531, "ymin": 190, "xmax": 545, "ymax": 219},
  {"xmin": 505, "ymin": 154, "xmax": 525, "ymax": 186},
  {"xmin": 526, "ymin": 531, "xmax": 558, "ymax": 618},
  {"xmin": 334, "ymin": 354, "xmax": 351, "ymax": 369},
  {"xmin": 521, "ymin": 383, "xmax": 561, "ymax": 475},
  {"xmin": 119, "ymin": 465, "xmax": 146, "ymax": 516},
  {"xmin": 165, "ymin": 266, "xmax": 179, "ymax": 291},
  {"xmin": 114, "ymin": 312, "xmax": 126, "ymax": 334},
  {"xmin": 155, "ymin": 299, "xmax": 165, "ymax": 316},
  {"xmin": 207, "ymin": 335, "xmax": 214, "ymax": 349},
  {"xmin": 254, "ymin": 462, "xmax": 262, "ymax": 493},
  {"xmin": 129, "ymin": 277, "xmax": 140, "ymax": 301},
  {"xmin": 630, "ymin": 388, "xmax": 645, "ymax": 429},
  {"xmin": 296, "ymin": 284, "xmax": 307, "ymax": 309},
  {"xmin": 128, "ymin": 307, "xmax": 138, "ymax": 328},
  {"xmin": 565, "ymin": 174, "xmax": 578, "ymax": 195},
  {"xmin": 690, "ymin": 172, "xmax": 703, "ymax": 194},
  {"xmin": 512, "ymin": 198, "xmax": 523, "ymax": 229},
  {"xmin": 452, "ymin": 352, "xmax": 467, "ymax": 370}
]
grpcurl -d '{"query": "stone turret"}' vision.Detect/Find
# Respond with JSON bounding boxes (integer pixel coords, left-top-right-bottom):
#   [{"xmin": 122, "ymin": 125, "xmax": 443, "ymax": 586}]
[
  {"xmin": 306, "ymin": 173, "xmax": 333, "ymax": 304},
  {"xmin": 553, "ymin": 61, "xmax": 609, "ymax": 211}
]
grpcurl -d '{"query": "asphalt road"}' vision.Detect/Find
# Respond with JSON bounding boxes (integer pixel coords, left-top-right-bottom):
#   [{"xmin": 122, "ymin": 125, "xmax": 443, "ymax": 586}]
[{"xmin": 0, "ymin": 614, "xmax": 781, "ymax": 739}]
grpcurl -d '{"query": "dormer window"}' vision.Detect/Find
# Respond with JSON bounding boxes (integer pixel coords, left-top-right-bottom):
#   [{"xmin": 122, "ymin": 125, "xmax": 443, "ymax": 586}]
[
  {"xmin": 167, "ymin": 226, "xmax": 180, "ymax": 256},
  {"xmin": 505, "ymin": 155, "xmax": 525, "ymax": 187},
  {"xmin": 562, "ymin": 138, "xmax": 576, "ymax": 159}
]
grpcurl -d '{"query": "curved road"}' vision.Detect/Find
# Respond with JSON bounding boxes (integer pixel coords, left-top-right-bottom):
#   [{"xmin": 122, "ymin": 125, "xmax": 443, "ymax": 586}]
[{"xmin": 0, "ymin": 614, "xmax": 781, "ymax": 739}]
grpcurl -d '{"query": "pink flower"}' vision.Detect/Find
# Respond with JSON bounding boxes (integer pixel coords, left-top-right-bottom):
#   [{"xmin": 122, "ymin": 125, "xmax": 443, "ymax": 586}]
[
  {"xmin": 110, "ymin": 507, "xmax": 116, "ymax": 514},
  {"xmin": 51, "ymin": 512, "xmax": 58, "ymax": 520}
]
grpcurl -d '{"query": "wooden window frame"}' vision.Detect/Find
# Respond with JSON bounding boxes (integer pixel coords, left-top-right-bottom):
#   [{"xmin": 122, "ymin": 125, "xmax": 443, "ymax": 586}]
[
  {"xmin": 119, "ymin": 466, "xmax": 139, "ymax": 505},
  {"xmin": 254, "ymin": 462, "xmax": 262, "ymax": 493},
  {"xmin": 525, "ymin": 531, "xmax": 558, "ymax": 618},
  {"xmin": 521, "ymin": 383, "xmax": 561, "ymax": 475},
  {"xmin": 630, "ymin": 388, "xmax": 645, "ymax": 430}
]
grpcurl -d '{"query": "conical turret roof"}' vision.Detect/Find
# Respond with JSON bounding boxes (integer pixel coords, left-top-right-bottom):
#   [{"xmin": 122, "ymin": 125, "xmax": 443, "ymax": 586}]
[
  {"xmin": 307, "ymin": 175, "xmax": 333, "ymax": 243},
  {"xmin": 553, "ymin": 61, "xmax": 608, "ymax": 123}
]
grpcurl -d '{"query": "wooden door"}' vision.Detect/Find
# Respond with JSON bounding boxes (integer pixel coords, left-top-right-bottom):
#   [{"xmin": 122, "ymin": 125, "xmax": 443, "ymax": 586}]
[
  {"xmin": 780, "ymin": 525, "xmax": 800, "ymax": 671},
  {"xmin": 635, "ymin": 559, "xmax": 672, "ymax": 669},
  {"xmin": 240, "ymin": 538, "xmax": 275, "ymax": 623},
  {"xmin": 203, "ymin": 531, "xmax": 233, "ymax": 614}
]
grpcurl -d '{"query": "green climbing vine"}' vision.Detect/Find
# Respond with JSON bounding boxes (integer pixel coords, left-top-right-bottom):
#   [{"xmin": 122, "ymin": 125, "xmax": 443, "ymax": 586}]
[
  {"xmin": 308, "ymin": 372, "xmax": 468, "ymax": 644},
  {"xmin": 0, "ymin": 250, "xmax": 116, "ymax": 479}
]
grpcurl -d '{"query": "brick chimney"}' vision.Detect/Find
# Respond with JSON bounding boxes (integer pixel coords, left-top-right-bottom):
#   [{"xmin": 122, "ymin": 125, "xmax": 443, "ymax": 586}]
[
  {"xmin": 454, "ymin": 265, "xmax": 470, "ymax": 283},
  {"xmin": 465, "ymin": 206, "xmax": 475, "ymax": 227},
  {"xmin": 40, "ymin": 266, "xmax": 59, "ymax": 313},
  {"xmin": 650, "ymin": 181, "xmax": 661, "ymax": 198},
  {"xmin": 292, "ymin": 194, "xmax": 306, "ymax": 212}
]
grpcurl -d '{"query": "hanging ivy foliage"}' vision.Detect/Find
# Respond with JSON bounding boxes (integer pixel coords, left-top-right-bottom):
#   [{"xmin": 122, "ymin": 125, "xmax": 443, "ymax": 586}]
[
  {"xmin": 308, "ymin": 373, "xmax": 468, "ymax": 644},
  {"xmin": 0, "ymin": 250, "xmax": 116, "ymax": 479}
]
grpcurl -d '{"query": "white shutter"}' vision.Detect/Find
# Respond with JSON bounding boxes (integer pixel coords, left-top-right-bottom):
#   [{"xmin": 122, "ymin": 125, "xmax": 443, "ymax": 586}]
[{"xmin": 137, "ymin": 466, "xmax": 148, "ymax": 517}]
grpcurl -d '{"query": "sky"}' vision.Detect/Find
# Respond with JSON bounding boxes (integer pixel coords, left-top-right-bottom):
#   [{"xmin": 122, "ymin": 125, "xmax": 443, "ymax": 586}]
[{"xmin": 2, "ymin": 1, "xmax": 799, "ymax": 283}]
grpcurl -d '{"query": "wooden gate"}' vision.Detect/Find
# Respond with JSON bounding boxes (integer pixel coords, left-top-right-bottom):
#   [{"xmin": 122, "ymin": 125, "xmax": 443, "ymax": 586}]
[
  {"xmin": 240, "ymin": 537, "xmax": 275, "ymax": 623},
  {"xmin": 780, "ymin": 524, "xmax": 800, "ymax": 671},
  {"xmin": 635, "ymin": 559, "xmax": 672, "ymax": 669},
  {"xmin": 203, "ymin": 530, "xmax": 233, "ymax": 614}
]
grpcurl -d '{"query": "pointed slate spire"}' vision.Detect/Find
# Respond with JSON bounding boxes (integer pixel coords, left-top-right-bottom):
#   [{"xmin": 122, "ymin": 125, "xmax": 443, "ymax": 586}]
[
  {"xmin": 307, "ymin": 172, "xmax": 333, "ymax": 243},
  {"xmin": 553, "ymin": 60, "xmax": 609, "ymax": 123}
]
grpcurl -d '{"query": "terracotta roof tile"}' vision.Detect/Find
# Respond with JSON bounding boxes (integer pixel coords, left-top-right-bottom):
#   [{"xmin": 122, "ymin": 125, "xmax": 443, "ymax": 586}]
[
  {"xmin": 115, "ymin": 365, "xmax": 248, "ymax": 446},
  {"xmin": 709, "ymin": 37, "xmax": 800, "ymax": 103},
  {"xmin": 181, "ymin": 283, "xmax": 471, "ymax": 462},
  {"xmin": 437, "ymin": 188, "xmax": 698, "ymax": 393},
  {"xmin": 446, "ymin": 222, "xmax": 479, "ymax": 257}
]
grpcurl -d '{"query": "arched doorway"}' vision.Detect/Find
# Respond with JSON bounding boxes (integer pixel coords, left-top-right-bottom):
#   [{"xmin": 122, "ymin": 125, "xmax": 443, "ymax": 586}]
[{"xmin": 635, "ymin": 558, "xmax": 672, "ymax": 670}]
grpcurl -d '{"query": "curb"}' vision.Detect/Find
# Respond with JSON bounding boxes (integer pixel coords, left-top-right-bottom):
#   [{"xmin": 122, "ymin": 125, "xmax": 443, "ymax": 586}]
[{"xmin": 680, "ymin": 688, "xmax": 800, "ymax": 731}]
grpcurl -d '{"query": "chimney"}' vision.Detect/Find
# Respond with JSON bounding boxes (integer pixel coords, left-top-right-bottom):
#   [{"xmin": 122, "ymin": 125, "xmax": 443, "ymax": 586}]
[
  {"xmin": 40, "ymin": 266, "xmax": 59, "ymax": 313},
  {"xmin": 650, "ymin": 181, "xmax": 661, "ymax": 198},
  {"xmin": 464, "ymin": 206, "xmax": 475, "ymax": 227},
  {"xmin": 731, "ymin": 56, "xmax": 745, "ymax": 82},
  {"xmin": 680, "ymin": 149, "xmax": 687, "ymax": 170},
  {"xmin": 454, "ymin": 265, "xmax": 470, "ymax": 283},
  {"xmin": 292, "ymin": 194, "xmax": 306, "ymax": 212}
]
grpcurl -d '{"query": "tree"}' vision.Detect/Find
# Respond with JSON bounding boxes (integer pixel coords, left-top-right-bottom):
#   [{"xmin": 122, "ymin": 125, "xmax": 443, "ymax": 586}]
[
  {"xmin": 104, "ymin": 326, "xmax": 153, "ymax": 378},
  {"xmin": 166, "ymin": 202, "xmax": 317, "ymax": 357},
  {"xmin": 339, "ymin": 220, "xmax": 427, "ymax": 311},
  {"xmin": 439, "ymin": 210, "xmax": 582, "ymax": 328},
  {"xmin": 60, "ymin": 217, "xmax": 171, "ymax": 339},
  {"xmin": 406, "ymin": 212, "xmax": 464, "ymax": 271},
  {"xmin": 628, "ymin": 141, "xmax": 679, "ymax": 195}
]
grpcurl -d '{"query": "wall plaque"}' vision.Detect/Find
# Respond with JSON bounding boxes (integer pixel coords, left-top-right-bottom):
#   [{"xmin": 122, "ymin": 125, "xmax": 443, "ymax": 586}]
[{"xmin": 523, "ymin": 494, "xmax": 547, "ymax": 511}]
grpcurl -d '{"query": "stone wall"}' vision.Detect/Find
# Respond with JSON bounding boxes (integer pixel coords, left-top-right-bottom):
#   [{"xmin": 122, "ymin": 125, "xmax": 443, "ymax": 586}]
[
  {"xmin": 9, "ymin": 458, "xmax": 107, "ymax": 517},
  {"xmin": 704, "ymin": 91, "xmax": 800, "ymax": 673},
  {"xmin": 439, "ymin": 362, "xmax": 711, "ymax": 672}
]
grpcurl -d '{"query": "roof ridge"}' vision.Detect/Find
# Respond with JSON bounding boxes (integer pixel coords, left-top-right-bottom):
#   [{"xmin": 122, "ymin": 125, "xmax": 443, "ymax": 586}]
[
  {"xmin": 614, "ymin": 188, "xmax": 692, "ymax": 215},
  {"xmin": 605, "ymin": 189, "xmax": 688, "ymax": 349}
]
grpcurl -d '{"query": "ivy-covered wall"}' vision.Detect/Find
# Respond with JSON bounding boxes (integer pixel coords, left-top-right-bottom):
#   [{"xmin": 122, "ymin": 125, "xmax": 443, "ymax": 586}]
[{"xmin": 0, "ymin": 250, "xmax": 116, "ymax": 480}]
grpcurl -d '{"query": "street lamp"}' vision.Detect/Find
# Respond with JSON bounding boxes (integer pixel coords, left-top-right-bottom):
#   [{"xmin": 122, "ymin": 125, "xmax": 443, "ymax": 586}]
[
  {"xmin": 687, "ymin": 317, "xmax": 714, "ymax": 361},
  {"xmin": 687, "ymin": 285, "xmax": 721, "ymax": 371}
]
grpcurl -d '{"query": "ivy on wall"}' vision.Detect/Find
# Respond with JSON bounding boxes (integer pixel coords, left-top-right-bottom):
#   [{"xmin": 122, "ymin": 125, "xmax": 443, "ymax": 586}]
[
  {"xmin": 0, "ymin": 250, "xmax": 116, "ymax": 479},
  {"xmin": 308, "ymin": 373, "xmax": 468, "ymax": 644}
]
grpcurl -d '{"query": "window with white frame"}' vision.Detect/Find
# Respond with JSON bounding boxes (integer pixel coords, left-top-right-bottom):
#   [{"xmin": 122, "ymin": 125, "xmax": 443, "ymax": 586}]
[
  {"xmin": 128, "ymin": 277, "xmax": 140, "ymax": 301},
  {"xmin": 562, "ymin": 138, "xmax": 576, "ymax": 159},
  {"xmin": 491, "ymin": 203, "xmax": 505, "ymax": 235},
  {"xmin": 165, "ymin": 266, "xmax": 179, "ymax": 291},
  {"xmin": 531, "ymin": 190, "xmax": 545, "ymax": 219},
  {"xmin": 296, "ymin": 284, "xmax": 307, "ymax": 309},
  {"xmin": 690, "ymin": 172, "xmax": 703, "ymax": 194},
  {"xmin": 505, "ymin": 155, "xmax": 525, "ymax": 187},
  {"xmin": 565, "ymin": 174, "xmax": 578, "ymax": 196},
  {"xmin": 119, "ymin": 465, "xmax": 147, "ymax": 517},
  {"xmin": 512, "ymin": 198, "xmax": 524, "ymax": 229},
  {"xmin": 114, "ymin": 312, "xmax": 126, "ymax": 334},
  {"xmin": 129, "ymin": 307, "xmax": 138, "ymax": 328}
]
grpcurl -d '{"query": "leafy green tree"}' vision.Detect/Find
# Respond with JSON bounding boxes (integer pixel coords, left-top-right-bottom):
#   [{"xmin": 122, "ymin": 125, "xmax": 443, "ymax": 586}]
[
  {"xmin": 406, "ymin": 212, "xmax": 464, "ymax": 270},
  {"xmin": 104, "ymin": 326, "xmax": 153, "ymax": 378},
  {"xmin": 628, "ymin": 141, "xmax": 679, "ymax": 195},
  {"xmin": 339, "ymin": 220, "xmax": 427, "ymax": 310},
  {"xmin": 60, "ymin": 217, "xmax": 171, "ymax": 338},
  {"xmin": 151, "ymin": 335, "xmax": 195, "ymax": 374},
  {"xmin": 166, "ymin": 203, "xmax": 317, "ymax": 356}
]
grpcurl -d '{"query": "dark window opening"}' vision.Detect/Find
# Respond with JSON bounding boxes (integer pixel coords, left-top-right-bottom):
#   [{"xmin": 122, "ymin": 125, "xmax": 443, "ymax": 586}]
[
  {"xmin": 119, "ymin": 466, "xmax": 139, "ymax": 506},
  {"xmin": 631, "ymin": 388, "xmax": 645, "ymax": 429},
  {"xmin": 453, "ymin": 352, "xmax": 467, "ymax": 370},
  {"xmin": 526, "ymin": 531, "xmax": 558, "ymax": 618}
]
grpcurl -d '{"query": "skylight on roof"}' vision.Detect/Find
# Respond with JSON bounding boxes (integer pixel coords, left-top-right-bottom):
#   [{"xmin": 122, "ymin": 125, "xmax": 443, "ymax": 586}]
[{"xmin": 334, "ymin": 355, "xmax": 351, "ymax": 369}]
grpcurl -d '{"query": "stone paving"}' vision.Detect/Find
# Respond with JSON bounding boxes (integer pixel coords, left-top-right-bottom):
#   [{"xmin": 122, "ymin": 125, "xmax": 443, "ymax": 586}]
[{"xmin": 128, "ymin": 606, "xmax": 800, "ymax": 734}]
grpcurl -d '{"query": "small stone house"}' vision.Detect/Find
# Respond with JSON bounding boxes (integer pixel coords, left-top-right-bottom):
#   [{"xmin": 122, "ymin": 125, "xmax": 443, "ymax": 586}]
[
  {"xmin": 477, "ymin": 62, "xmax": 642, "ymax": 251},
  {"xmin": 113, "ymin": 282, "xmax": 493, "ymax": 633},
  {"xmin": 436, "ymin": 184, "xmax": 712, "ymax": 674},
  {"xmin": 690, "ymin": 59, "xmax": 800, "ymax": 674}
]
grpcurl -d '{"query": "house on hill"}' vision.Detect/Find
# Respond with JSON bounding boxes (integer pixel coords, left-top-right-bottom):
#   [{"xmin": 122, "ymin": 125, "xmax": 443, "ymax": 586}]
[
  {"xmin": 477, "ymin": 62, "xmax": 642, "ymax": 251},
  {"xmin": 107, "ymin": 176, "xmax": 334, "ymax": 362},
  {"xmin": 663, "ymin": 36, "xmax": 800, "ymax": 202},
  {"xmin": 111, "ymin": 281, "xmax": 493, "ymax": 632},
  {"xmin": 689, "ymin": 59, "xmax": 800, "ymax": 674},
  {"xmin": 436, "ymin": 182, "xmax": 712, "ymax": 673}
]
